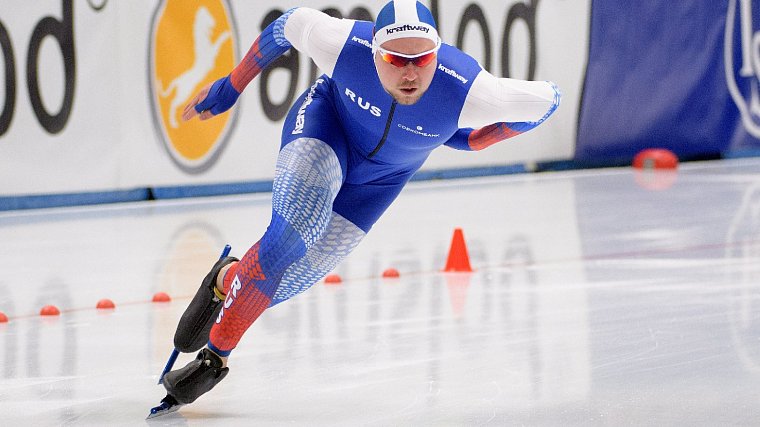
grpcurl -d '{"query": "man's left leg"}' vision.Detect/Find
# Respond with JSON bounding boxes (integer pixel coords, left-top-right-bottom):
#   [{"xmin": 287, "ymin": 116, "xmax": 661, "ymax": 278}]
[{"xmin": 163, "ymin": 137, "xmax": 344, "ymax": 405}]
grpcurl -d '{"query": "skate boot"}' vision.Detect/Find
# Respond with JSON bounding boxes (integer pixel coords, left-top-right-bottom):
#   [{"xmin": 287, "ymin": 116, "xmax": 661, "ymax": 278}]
[
  {"xmin": 163, "ymin": 348, "xmax": 229, "ymax": 404},
  {"xmin": 173, "ymin": 255, "xmax": 238, "ymax": 352}
]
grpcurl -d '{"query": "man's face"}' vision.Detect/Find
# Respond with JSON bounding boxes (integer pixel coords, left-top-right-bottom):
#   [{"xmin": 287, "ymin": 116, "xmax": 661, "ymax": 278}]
[{"xmin": 374, "ymin": 37, "xmax": 438, "ymax": 106}]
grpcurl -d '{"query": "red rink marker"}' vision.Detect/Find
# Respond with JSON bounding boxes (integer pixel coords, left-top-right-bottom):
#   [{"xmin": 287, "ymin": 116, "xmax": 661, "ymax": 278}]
[
  {"xmin": 96, "ymin": 299, "xmax": 116, "ymax": 310},
  {"xmin": 152, "ymin": 292, "xmax": 171, "ymax": 303},
  {"xmin": 632, "ymin": 149, "xmax": 678, "ymax": 191},
  {"xmin": 382, "ymin": 268, "xmax": 400, "ymax": 278},
  {"xmin": 0, "ymin": 312, "xmax": 8, "ymax": 323},
  {"xmin": 40, "ymin": 305, "xmax": 61, "ymax": 316},
  {"xmin": 632, "ymin": 148, "xmax": 678, "ymax": 170},
  {"xmin": 324, "ymin": 274, "xmax": 342, "ymax": 284}
]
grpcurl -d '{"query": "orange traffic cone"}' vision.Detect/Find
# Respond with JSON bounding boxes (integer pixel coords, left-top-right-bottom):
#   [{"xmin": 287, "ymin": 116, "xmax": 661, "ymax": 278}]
[{"xmin": 443, "ymin": 228, "xmax": 473, "ymax": 272}]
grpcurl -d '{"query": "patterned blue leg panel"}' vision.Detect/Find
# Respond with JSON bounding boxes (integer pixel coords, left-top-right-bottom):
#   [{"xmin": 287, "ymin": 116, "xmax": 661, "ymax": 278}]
[
  {"xmin": 271, "ymin": 212, "xmax": 365, "ymax": 306},
  {"xmin": 272, "ymin": 137, "xmax": 343, "ymax": 247}
]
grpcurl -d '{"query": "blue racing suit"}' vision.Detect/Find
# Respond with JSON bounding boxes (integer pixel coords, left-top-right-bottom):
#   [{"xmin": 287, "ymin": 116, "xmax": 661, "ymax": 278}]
[{"xmin": 197, "ymin": 8, "xmax": 560, "ymax": 355}]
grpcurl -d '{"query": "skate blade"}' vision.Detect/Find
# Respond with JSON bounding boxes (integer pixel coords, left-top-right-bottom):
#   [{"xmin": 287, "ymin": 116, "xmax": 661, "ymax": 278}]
[{"xmin": 146, "ymin": 395, "xmax": 183, "ymax": 419}]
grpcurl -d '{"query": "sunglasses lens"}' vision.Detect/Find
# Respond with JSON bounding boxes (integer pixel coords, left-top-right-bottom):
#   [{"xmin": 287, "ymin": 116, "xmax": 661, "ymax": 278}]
[
  {"xmin": 412, "ymin": 52, "xmax": 436, "ymax": 67},
  {"xmin": 380, "ymin": 50, "xmax": 437, "ymax": 68},
  {"xmin": 382, "ymin": 53, "xmax": 408, "ymax": 68}
]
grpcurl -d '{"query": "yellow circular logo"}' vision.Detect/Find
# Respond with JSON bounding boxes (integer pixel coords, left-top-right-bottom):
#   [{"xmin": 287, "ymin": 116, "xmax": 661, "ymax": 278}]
[{"xmin": 149, "ymin": 0, "xmax": 238, "ymax": 173}]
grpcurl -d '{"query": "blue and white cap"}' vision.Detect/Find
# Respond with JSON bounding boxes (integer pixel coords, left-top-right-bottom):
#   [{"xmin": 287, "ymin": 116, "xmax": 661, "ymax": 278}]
[{"xmin": 373, "ymin": 0, "xmax": 439, "ymax": 47}]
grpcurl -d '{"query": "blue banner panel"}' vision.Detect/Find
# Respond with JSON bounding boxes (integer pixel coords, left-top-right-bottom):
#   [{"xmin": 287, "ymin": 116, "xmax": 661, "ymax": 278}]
[{"xmin": 577, "ymin": 0, "xmax": 760, "ymax": 163}]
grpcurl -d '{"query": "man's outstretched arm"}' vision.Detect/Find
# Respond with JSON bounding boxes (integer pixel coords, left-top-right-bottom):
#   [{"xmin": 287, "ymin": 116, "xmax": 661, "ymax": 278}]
[
  {"xmin": 445, "ymin": 72, "xmax": 561, "ymax": 151},
  {"xmin": 183, "ymin": 7, "xmax": 352, "ymax": 122}
]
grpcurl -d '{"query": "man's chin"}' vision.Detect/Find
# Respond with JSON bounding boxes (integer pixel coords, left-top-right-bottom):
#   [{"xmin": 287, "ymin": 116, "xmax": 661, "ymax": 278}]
[{"xmin": 393, "ymin": 90, "xmax": 423, "ymax": 105}]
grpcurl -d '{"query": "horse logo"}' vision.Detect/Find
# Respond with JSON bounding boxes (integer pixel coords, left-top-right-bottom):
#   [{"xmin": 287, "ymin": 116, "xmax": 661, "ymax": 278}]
[{"xmin": 149, "ymin": 0, "xmax": 238, "ymax": 173}]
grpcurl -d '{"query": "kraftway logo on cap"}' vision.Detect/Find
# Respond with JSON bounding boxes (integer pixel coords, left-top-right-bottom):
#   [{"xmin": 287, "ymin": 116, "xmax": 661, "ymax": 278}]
[
  {"xmin": 148, "ymin": 0, "xmax": 239, "ymax": 173},
  {"xmin": 726, "ymin": 0, "xmax": 760, "ymax": 138},
  {"xmin": 386, "ymin": 24, "xmax": 430, "ymax": 34}
]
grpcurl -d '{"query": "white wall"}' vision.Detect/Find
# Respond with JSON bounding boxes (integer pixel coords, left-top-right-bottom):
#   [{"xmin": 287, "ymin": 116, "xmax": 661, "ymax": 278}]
[{"xmin": 0, "ymin": 0, "xmax": 590, "ymax": 198}]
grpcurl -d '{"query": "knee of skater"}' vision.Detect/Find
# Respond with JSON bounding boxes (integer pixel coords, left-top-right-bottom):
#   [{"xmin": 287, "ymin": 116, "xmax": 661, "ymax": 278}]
[
  {"xmin": 275, "ymin": 138, "xmax": 342, "ymax": 194},
  {"xmin": 272, "ymin": 138, "xmax": 343, "ymax": 248}
]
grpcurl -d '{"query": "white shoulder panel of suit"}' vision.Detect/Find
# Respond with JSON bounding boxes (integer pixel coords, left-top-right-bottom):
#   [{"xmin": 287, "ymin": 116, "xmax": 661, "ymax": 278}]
[
  {"xmin": 458, "ymin": 71, "xmax": 558, "ymax": 129},
  {"xmin": 283, "ymin": 8, "xmax": 354, "ymax": 77}
]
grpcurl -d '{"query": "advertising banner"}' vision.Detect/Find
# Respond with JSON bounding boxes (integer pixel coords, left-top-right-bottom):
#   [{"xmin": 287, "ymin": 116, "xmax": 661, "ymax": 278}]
[
  {"xmin": 0, "ymin": 0, "xmax": 588, "ymax": 202},
  {"xmin": 577, "ymin": 1, "xmax": 760, "ymax": 163}
]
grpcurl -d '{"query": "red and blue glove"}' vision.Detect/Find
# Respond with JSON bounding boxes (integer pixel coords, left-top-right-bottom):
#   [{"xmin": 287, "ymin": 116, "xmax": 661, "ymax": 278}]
[{"xmin": 195, "ymin": 75, "xmax": 240, "ymax": 116}]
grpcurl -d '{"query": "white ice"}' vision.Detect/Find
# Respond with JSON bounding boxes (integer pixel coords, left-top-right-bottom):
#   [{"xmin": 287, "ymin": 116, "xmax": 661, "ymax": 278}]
[{"xmin": 1, "ymin": 158, "xmax": 759, "ymax": 426}]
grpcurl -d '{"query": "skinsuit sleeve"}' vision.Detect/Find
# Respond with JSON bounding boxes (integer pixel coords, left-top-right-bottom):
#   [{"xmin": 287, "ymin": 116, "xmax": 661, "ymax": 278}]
[
  {"xmin": 193, "ymin": 8, "xmax": 353, "ymax": 116},
  {"xmin": 443, "ymin": 68, "xmax": 561, "ymax": 151}
]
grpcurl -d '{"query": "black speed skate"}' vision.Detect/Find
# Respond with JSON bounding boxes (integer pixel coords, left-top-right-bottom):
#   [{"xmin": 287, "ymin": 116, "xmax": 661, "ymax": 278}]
[
  {"xmin": 173, "ymin": 254, "xmax": 238, "ymax": 352},
  {"xmin": 148, "ymin": 246, "xmax": 236, "ymax": 419},
  {"xmin": 147, "ymin": 348, "xmax": 229, "ymax": 418},
  {"xmin": 163, "ymin": 348, "xmax": 229, "ymax": 405}
]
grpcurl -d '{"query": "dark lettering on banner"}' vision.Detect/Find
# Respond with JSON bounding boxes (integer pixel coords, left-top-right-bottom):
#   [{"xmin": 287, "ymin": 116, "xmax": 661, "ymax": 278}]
[
  {"xmin": 347, "ymin": 7, "xmax": 373, "ymax": 22},
  {"xmin": 26, "ymin": 0, "xmax": 76, "ymax": 134},
  {"xmin": 87, "ymin": 0, "xmax": 108, "ymax": 12},
  {"xmin": 0, "ymin": 20, "xmax": 15, "ymax": 137},
  {"xmin": 260, "ymin": 9, "xmax": 300, "ymax": 122},
  {"xmin": 456, "ymin": 4, "xmax": 492, "ymax": 71},
  {"xmin": 503, "ymin": 0, "xmax": 539, "ymax": 80},
  {"xmin": 430, "ymin": 0, "xmax": 440, "ymax": 34}
]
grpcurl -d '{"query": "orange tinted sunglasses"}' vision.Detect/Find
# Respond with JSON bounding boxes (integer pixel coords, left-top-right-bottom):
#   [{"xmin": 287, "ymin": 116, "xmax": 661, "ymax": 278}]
[{"xmin": 375, "ymin": 41, "xmax": 440, "ymax": 68}]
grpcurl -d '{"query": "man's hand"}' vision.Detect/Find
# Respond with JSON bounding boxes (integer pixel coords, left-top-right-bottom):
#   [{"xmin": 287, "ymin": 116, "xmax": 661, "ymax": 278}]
[{"xmin": 182, "ymin": 75, "xmax": 240, "ymax": 122}]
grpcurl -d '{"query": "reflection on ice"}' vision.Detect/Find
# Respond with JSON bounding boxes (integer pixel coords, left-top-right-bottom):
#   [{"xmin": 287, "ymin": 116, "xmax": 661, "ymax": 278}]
[{"xmin": 1, "ymin": 159, "xmax": 760, "ymax": 425}]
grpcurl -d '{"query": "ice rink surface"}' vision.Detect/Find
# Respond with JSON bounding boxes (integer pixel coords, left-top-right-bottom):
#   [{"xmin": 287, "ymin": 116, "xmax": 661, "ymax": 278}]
[{"xmin": 1, "ymin": 158, "xmax": 760, "ymax": 426}]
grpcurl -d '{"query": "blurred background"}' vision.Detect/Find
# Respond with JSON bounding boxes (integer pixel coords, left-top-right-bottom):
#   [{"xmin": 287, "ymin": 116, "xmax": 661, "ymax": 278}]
[
  {"xmin": 3, "ymin": 2, "xmax": 760, "ymax": 425},
  {"xmin": 2, "ymin": 0, "xmax": 755, "ymax": 209}
]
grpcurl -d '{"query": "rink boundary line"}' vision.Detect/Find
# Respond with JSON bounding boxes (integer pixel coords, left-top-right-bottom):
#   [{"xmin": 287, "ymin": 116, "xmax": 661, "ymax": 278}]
[
  {"xmin": 1, "ymin": 235, "xmax": 756, "ymax": 323},
  {"xmin": 0, "ymin": 164, "xmax": 528, "ymax": 212},
  {"xmin": 7, "ymin": 156, "xmax": 759, "ymax": 212}
]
